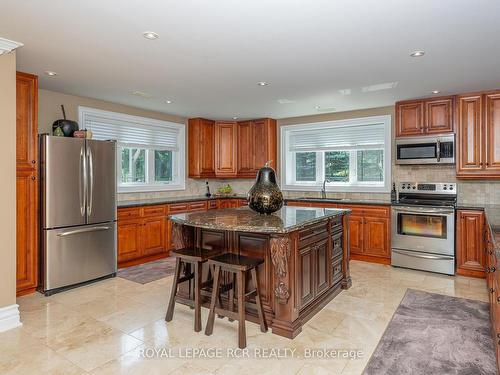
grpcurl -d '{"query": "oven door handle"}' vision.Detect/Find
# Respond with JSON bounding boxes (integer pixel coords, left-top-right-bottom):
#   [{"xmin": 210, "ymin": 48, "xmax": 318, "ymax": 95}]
[
  {"xmin": 392, "ymin": 206, "xmax": 455, "ymax": 215},
  {"xmin": 393, "ymin": 249, "xmax": 453, "ymax": 260}
]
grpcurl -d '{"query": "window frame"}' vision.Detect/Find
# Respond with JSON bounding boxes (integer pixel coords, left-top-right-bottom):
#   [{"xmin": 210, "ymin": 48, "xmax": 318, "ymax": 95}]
[
  {"xmin": 78, "ymin": 106, "xmax": 186, "ymax": 193},
  {"xmin": 280, "ymin": 115, "xmax": 392, "ymax": 193}
]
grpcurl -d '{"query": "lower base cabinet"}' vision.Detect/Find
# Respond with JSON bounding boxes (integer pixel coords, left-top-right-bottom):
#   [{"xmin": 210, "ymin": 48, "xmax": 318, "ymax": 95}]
[
  {"xmin": 287, "ymin": 201, "xmax": 391, "ymax": 265},
  {"xmin": 456, "ymin": 210, "xmax": 486, "ymax": 278}
]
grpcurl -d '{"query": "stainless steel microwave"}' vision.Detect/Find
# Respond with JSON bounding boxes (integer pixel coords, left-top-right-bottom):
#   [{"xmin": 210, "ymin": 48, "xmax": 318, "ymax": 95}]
[{"xmin": 395, "ymin": 135, "xmax": 455, "ymax": 165}]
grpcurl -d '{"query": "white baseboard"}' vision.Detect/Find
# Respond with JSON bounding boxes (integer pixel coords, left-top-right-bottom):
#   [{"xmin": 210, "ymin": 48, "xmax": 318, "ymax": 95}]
[{"xmin": 0, "ymin": 304, "xmax": 22, "ymax": 333}]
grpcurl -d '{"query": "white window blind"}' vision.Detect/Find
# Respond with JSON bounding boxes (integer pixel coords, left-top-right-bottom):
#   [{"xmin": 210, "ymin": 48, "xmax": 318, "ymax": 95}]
[
  {"xmin": 80, "ymin": 109, "xmax": 181, "ymax": 151},
  {"xmin": 288, "ymin": 122, "xmax": 386, "ymax": 152}
]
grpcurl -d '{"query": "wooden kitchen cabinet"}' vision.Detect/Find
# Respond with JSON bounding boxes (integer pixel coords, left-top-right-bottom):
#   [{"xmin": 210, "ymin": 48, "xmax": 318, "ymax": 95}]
[
  {"xmin": 348, "ymin": 215, "xmax": 364, "ymax": 255},
  {"xmin": 215, "ymin": 121, "xmax": 238, "ymax": 177},
  {"xmin": 142, "ymin": 216, "xmax": 166, "ymax": 256},
  {"xmin": 363, "ymin": 216, "xmax": 391, "ymax": 258},
  {"xmin": 16, "ymin": 169, "xmax": 38, "ymax": 295},
  {"xmin": 456, "ymin": 90, "xmax": 500, "ymax": 179},
  {"xmin": 16, "ymin": 72, "xmax": 38, "ymax": 296},
  {"xmin": 456, "ymin": 210, "xmax": 486, "ymax": 277},
  {"xmin": 395, "ymin": 96, "xmax": 454, "ymax": 137},
  {"xmin": 188, "ymin": 118, "xmax": 216, "ymax": 178},
  {"xmin": 237, "ymin": 118, "xmax": 277, "ymax": 177},
  {"xmin": 117, "ymin": 219, "xmax": 143, "ymax": 263},
  {"xmin": 297, "ymin": 244, "xmax": 315, "ymax": 309},
  {"xmin": 189, "ymin": 117, "xmax": 277, "ymax": 179}
]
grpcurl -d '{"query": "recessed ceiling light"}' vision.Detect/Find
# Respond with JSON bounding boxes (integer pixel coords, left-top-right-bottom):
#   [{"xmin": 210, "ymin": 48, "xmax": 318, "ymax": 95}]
[
  {"xmin": 232, "ymin": 116, "xmax": 238, "ymax": 120},
  {"xmin": 410, "ymin": 50, "xmax": 425, "ymax": 57},
  {"xmin": 131, "ymin": 90, "xmax": 152, "ymax": 98},
  {"xmin": 143, "ymin": 31, "xmax": 159, "ymax": 40},
  {"xmin": 44, "ymin": 71, "xmax": 58, "ymax": 76},
  {"xmin": 431, "ymin": 90, "xmax": 440, "ymax": 94},
  {"xmin": 165, "ymin": 100, "xmax": 172, "ymax": 104},
  {"xmin": 362, "ymin": 82, "xmax": 398, "ymax": 92},
  {"xmin": 257, "ymin": 81, "xmax": 269, "ymax": 86}
]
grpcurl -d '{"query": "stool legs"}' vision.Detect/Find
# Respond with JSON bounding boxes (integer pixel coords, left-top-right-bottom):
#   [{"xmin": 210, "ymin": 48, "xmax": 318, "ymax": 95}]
[
  {"xmin": 228, "ymin": 273, "xmax": 236, "ymax": 322},
  {"xmin": 165, "ymin": 257, "xmax": 182, "ymax": 322},
  {"xmin": 205, "ymin": 265, "xmax": 221, "ymax": 336},
  {"xmin": 194, "ymin": 261, "xmax": 202, "ymax": 332},
  {"xmin": 236, "ymin": 270, "xmax": 246, "ymax": 349},
  {"xmin": 251, "ymin": 268, "xmax": 268, "ymax": 333}
]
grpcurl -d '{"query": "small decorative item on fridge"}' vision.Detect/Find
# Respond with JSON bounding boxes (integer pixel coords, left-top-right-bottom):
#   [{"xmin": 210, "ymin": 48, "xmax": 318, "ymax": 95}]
[
  {"xmin": 73, "ymin": 130, "xmax": 86, "ymax": 138},
  {"xmin": 247, "ymin": 161, "xmax": 283, "ymax": 215},
  {"xmin": 52, "ymin": 105, "xmax": 79, "ymax": 137}
]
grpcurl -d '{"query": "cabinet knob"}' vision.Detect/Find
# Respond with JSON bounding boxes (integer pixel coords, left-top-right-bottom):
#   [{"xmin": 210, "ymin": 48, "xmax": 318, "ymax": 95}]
[
  {"xmin": 490, "ymin": 288, "xmax": 495, "ymax": 294},
  {"xmin": 492, "ymin": 267, "xmax": 497, "ymax": 273},
  {"xmin": 31, "ymin": 160, "xmax": 36, "ymax": 164},
  {"xmin": 31, "ymin": 176, "xmax": 36, "ymax": 181}
]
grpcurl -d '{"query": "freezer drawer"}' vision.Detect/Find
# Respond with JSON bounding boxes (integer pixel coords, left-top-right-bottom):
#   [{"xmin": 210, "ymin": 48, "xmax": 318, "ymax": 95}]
[
  {"xmin": 391, "ymin": 248, "xmax": 455, "ymax": 276},
  {"xmin": 42, "ymin": 222, "xmax": 117, "ymax": 292}
]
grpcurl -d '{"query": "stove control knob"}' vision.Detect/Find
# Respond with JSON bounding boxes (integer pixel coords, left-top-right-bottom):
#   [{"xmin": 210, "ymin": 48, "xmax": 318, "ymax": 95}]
[
  {"xmin": 402, "ymin": 185, "xmax": 405, "ymax": 189},
  {"xmin": 450, "ymin": 185, "xmax": 454, "ymax": 190},
  {"xmin": 412, "ymin": 186, "xmax": 416, "ymax": 189},
  {"xmin": 443, "ymin": 186, "xmax": 447, "ymax": 190}
]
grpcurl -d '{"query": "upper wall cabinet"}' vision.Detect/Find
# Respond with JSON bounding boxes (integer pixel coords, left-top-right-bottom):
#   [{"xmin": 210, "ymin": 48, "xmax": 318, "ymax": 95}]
[
  {"xmin": 237, "ymin": 118, "xmax": 277, "ymax": 177},
  {"xmin": 395, "ymin": 96, "xmax": 455, "ymax": 137},
  {"xmin": 215, "ymin": 121, "xmax": 238, "ymax": 177},
  {"xmin": 188, "ymin": 118, "xmax": 216, "ymax": 178},
  {"xmin": 16, "ymin": 72, "xmax": 38, "ymax": 169},
  {"xmin": 457, "ymin": 90, "xmax": 500, "ymax": 179},
  {"xmin": 189, "ymin": 117, "xmax": 277, "ymax": 179}
]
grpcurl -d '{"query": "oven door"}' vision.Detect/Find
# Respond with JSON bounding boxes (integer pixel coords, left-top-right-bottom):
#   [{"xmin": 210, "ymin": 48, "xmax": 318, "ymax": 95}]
[{"xmin": 391, "ymin": 206, "xmax": 455, "ymax": 255}]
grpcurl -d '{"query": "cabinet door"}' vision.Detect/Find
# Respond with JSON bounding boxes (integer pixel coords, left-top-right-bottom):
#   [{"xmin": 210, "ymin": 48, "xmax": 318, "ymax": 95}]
[
  {"xmin": 456, "ymin": 210, "xmax": 485, "ymax": 277},
  {"xmin": 237, "ymin": 121, "xmax": 254, "ymax": 176},
  {"xmin": 485, "ymin": 92, "xmax": 500, "ymax": 173},
  {"xmin": 363, "ymin": 216, "xmax": 390, "ymax": 258},
  {"xmin": 252, "ymin": 119, "xmax": 270, "ymax": 170},
  {"xmin": 315, "ymin": 240, "xmax": 330, "ymax": 297},
  {"xmin": 215, "ymin": 121, "xmax": 237, "ymax": 177},
  {"xmin": 348, "ymin": 215, "xmax": 364, "ymax": 255},
  {"xmin": 142, "ymin": 217, "xmax": 166, "ymax": 256},
  {"xmin": 297, "ymin": 245, "xmax": 315, "ymax": 309},
  {"xmin": 396, "ymin": 101, "xmax": 424, "ymax": 137},
  {"xmin": 425, "ymin": 97, "xmax": 454, "ymax": 134},
  {"xmin": 16, "ymin": 170, "xmax": 38, "ymax": 293},
  {"xmin": 117, "ymin": 219, "xmax": 142, "ymax": 263},
  {"xmin": 200, "ymin": 119, "xmax": 216, "ymax": 176},
  {"xmin": 457, "ymin": 95, "xmax": 483, "ymax": 174},
  {"xmin": 16, "ymin": 72, "xmax": 38, "ymax": 170}
]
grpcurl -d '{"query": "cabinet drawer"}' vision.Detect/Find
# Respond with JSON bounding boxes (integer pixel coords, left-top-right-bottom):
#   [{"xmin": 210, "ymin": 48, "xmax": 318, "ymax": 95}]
[
  {"xmin": 189, "ymin": 201, "xmax": 208, "ymax": 211},
  {"xmin": 208, "ymin": 200, "xmax": 218, "ymax": 209},
  {"xmin": 331, "ymin": 217, "xmax": 343, "ymax": 235},
  {"xmin": 143, "ymin": 205, "xmax": 166, "ymax": 217},
  {"xmin": 237, "ymin": 199, "xmax": 248, "ymax": 206},
  {"xmin": 332, "ymin": 258, "xmax": 343, "ymax": 285},
  {"xmin": 287, "ymin": 201, "xmax": 312, "ymax": 207},
  {"xmin": 169, "ymin": 203, "xmax": 190, "ymax": 213},
  {"xmin": 118, "ymin": 207, "xmax": 141, "ymax": 220},
  {"xmin": 299, "ymin": 223, "xmax": 328, "ymax": 248},
  {"xmin": 362, "ymin": 206, "xmax": 390, "ymax": 218},
  {"xmin": 332, "ymin": 233, "xmax": 343, "ymax": 259}
]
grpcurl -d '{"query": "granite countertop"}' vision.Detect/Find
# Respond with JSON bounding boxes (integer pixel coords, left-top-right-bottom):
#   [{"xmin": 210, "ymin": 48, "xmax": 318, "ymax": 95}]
[
  {"xmin": 117, "ymin": 195, "xmax": 247, "ymax": 208},
  {"xmin": 169, "ymin": 206, "xmax": 350, "ymax": 234},
  {"xmin": 286, "ymin": 197, "xmax": 392, "ymax": 206}
]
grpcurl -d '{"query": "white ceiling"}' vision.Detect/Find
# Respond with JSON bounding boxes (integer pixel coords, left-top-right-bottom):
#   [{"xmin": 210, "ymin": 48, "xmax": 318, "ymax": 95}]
[{"xmin": 2, "ymin": 0, "xmax": 500, "ymax": 120}]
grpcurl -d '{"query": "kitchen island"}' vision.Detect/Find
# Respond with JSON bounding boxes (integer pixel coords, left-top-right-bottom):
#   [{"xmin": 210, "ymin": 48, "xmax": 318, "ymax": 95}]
[{"xmin": 169, "ymin": 206, "xmax": 351, "ymax": 338}]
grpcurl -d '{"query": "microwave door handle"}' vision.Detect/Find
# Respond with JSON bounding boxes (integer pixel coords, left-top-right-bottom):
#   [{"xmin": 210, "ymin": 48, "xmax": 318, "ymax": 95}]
[{"xmin": 436, "ymin": 139, "xmax": 441, "ymax": 162}]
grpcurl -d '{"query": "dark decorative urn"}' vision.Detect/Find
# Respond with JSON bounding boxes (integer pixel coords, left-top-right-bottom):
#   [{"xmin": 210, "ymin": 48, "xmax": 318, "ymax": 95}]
[{"xmin": 247, "ymin": 162, "xmax": 283, "ymax": 215}]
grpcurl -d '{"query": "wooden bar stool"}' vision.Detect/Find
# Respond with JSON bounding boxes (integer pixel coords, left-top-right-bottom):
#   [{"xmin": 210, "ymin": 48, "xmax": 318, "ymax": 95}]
[
  {"xmin": 205, "ymin": 253, "xmax": 268, "ymax": 349},
  {"xmin": 165, "ymin": 247, "xmax": 222, "ymax": 332}
]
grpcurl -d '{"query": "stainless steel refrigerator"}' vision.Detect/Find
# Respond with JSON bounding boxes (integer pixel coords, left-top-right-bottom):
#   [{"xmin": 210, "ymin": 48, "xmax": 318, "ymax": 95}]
[{"xmin": 40, "ymin": 135, "xmax": 117, "ymax": 296}]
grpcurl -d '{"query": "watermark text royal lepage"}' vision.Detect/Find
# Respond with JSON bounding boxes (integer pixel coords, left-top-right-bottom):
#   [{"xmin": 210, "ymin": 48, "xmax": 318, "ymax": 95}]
[{"xmin": 139, "ymin": 347, "xmax": 364, "ymax": 360}]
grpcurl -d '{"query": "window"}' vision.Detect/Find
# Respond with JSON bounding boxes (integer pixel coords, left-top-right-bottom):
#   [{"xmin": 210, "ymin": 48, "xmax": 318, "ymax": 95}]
[
  {"xmin": 281, "ymin": 115, "xmax": 391, "ymax": 192},
  {"xmin": 79, "ymin": 106, "xmax": 185, "ymax": 192}
]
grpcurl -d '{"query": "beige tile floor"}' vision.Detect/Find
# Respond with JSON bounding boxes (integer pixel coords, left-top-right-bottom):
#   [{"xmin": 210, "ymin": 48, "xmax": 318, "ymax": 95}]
[{"xmin": 1, "ymin": 261, "xmax": 489, "ymax": 375}]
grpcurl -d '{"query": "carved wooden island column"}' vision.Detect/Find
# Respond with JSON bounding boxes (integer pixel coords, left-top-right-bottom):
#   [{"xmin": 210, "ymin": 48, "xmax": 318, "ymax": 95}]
[{"xmin": 169, "ymin": 206, "xmax": 351, "ymax": 339}]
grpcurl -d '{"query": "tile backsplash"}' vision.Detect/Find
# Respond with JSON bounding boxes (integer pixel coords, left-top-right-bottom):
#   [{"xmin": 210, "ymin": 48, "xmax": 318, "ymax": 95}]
[{"xmin": 118, "ymin": 165, "xmax": 500, "ymax": 206}]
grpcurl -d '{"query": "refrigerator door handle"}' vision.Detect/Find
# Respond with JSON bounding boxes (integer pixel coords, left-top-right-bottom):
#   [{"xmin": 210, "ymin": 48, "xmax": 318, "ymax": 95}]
[
  {"xmin": 87, "ymin": 146, "xmax": 94, "ymax": 216},
  {"xmin": 80, "ymin": 145, "xmax": 86, "ymax": 217},
  {"xmin": 56, "ymin": 226, "xmax": 111, "ymax": 237}
]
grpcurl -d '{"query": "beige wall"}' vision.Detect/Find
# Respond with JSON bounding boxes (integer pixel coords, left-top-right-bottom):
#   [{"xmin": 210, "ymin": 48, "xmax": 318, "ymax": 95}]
[
  {"xmin": 0, "ymin": 51, "xmax": 17, "ymax": 308},
  {"xmin": 38, "ymin": 89, "xmax": 185, "ymax": 134}
]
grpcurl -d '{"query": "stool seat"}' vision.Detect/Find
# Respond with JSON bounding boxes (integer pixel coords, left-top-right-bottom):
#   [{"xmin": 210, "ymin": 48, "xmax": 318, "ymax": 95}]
[
  {"xmin": 207, "ymin": 253, "xmax": 264, "ymax": 271},
  {"xmin": 171, "ymin": 247, "xmax": 223, "ymax": 262}
]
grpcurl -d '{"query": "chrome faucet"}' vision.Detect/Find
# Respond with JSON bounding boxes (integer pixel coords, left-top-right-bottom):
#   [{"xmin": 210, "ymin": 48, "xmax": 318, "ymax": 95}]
[{"xmin": 321, "ymin": 179, "xmax": 330, "ymax": 199}]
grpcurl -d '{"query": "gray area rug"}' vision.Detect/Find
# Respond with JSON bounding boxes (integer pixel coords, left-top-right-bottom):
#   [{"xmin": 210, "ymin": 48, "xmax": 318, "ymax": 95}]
[
  {"xmin": 118, "ymin": 257, "xmax": 177, "ymax": 284},
  {"xmin": 364, "ymin": 289, "xmax": 496, "ymax": 375}
]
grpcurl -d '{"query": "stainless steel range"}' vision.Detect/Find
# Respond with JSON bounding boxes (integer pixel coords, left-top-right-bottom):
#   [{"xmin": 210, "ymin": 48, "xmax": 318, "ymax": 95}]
[{"xmin": 391, "ymin": 182, "xmax": 457, "ymax": 275}]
